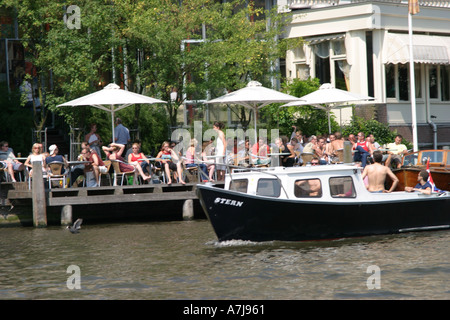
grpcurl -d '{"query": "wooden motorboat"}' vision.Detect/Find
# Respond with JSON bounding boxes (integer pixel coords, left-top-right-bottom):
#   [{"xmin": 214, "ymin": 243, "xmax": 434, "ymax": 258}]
[
  {"xmin": 391, "ymin": 149, "xmax": 450, "ymax": 191},
  {"xmin": 197, "ymin": 165, "xmax": 450, "ymax": 242}
]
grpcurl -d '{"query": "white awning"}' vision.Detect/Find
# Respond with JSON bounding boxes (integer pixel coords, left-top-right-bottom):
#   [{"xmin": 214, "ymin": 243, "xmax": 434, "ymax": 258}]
[
  {"xmin": 383, "ymin": 33, "xmax": 450, "ymax": 65},
  {"xmin": 305, "ymin": 33, "xmax": 345, "ymax": 45}
]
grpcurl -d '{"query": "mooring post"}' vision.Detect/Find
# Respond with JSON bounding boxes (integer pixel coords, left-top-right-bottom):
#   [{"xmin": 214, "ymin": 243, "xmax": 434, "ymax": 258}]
[
  {"xmin": 343, "ymin": 141, "xmax": 353, "ymax": 164},
  {"xmin": 32, "ymin": 161, "xmax": 47, "ymax": 227},
  {"xmin": 61, "ymin": 205, "xmax": 72, "ymax": 226},
  {"xmin": 182, "ymin": 199, "xmax": 194, "ymax": 220}
]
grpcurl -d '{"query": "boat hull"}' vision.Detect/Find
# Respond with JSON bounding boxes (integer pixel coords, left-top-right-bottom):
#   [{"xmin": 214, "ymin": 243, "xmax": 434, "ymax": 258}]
[
  {"xmin": 392, "ymin": 167, "xmax": 450, "ymax": 191},
  {"xmin": 197, "ymin": 185, "xmax": 450, "ymax": 242}
]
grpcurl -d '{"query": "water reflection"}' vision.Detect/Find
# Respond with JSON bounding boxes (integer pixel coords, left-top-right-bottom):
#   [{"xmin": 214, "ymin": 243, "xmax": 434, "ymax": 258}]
[{"xmin": 0, "ymin": 221, "xmax": 449, "ymax": 299}]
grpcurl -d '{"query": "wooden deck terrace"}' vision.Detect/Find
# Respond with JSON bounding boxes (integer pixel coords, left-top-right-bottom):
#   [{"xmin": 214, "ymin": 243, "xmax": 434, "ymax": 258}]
[{"xmin": 0, "ymin": 181, "xmax": 223, "ymax": 227}]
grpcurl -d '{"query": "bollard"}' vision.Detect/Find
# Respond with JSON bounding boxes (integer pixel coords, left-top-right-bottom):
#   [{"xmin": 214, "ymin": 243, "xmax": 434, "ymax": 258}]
[
  {"xmin": 32, "ymin": 161, "xmax": 47, "ymax": 227},
  {"xmin": 61, "ymin": 205, "xmax": 73, "ymax": 226},
  {"xmin": 182, "ymin": 199, "xmax": 194, "ymax": 220}
]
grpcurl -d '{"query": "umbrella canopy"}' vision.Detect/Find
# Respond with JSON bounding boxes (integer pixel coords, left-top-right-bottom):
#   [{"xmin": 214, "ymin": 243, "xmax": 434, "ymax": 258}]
[
  {"xmin": 205, "ymin": 81, "xmax": 303, "ymax": 137},
  {"xmin": 57, "ymin": 83, "xmax": 167, "ymax": 139},
  {"xmin": 281, "ymin": 83, "xmax": 374, "ymax": 134}
]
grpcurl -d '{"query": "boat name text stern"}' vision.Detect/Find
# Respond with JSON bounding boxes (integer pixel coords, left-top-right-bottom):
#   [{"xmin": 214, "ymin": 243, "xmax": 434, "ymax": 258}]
[{"xmin": 214, "ymin": 197, "xmax": 244, "ymax": 207}]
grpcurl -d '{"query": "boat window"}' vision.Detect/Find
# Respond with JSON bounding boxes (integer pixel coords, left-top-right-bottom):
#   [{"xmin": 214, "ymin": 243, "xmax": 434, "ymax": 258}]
[
  {"xmin": 294, "ymin": 179, "xmax": 322, "ymax": 198},
  {"xmin": 229, "ymin": 179, "xmax": 248, "ymax": 193},
  {"xmin": 256, "ymin": 179, "xmax": 281, "ymax": 198},
  {"xmin": 329, "ymin": 176, "xmax": 356, "ymax": 198},
  {"xmin": 403, "ymin": 153, "xmax": 418, "ymax": 166},
  {"xmin": 422, "ymin": 151, "xmax": 443, "ymax": 163}
]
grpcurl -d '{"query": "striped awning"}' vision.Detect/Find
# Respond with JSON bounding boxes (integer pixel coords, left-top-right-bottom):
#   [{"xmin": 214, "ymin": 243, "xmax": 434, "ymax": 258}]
[
  {"xmin": 305, "ymin": 33, "xmax": 345, "ymax": 45},
  {"xmin": 383, "ymin": 33, "xmax": 450, "ymax": 65}
]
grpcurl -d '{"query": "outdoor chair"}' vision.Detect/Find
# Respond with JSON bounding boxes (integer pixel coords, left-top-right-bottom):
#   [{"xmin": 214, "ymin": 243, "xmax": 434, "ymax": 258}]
[
  {"xmin": 301, "ymin": 152, "xmax": 314, "ymax": 166},
  {"xmin": 47, "ymin": 161, "xmax": 68, "ymax": 189},
  {"xmin": 111, "ymin": 159, "xmax": 136, "ymax": 186}
]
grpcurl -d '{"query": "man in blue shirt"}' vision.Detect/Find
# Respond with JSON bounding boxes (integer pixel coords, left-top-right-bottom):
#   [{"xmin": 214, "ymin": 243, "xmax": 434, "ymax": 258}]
[
  {"xmin": 114, "ymin": 118, "xmax": 130, "ymax": 146},
  {"xmin": 405, "ymin": 170, "xmax": 432, "ymax": 195}
]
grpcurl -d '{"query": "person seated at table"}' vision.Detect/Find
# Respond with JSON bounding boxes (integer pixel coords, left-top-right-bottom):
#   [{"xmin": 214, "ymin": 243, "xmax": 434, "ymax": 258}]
[
  {"xmin": 202, "ymin": 141, "xmax": 216, "ymax": 182},
  {"xmin": 155, "ymin": 141, "xmax": 185, "ymax": 185},
  {"xmin": 24, "ymin": 143, "xmax": 47, "ymax": 177},
  {"xmin": 45, "ymin": 145, "xmax": 68, "ymax": 172},
  {"xmin": 128, "ymin": 142, "xmax": 151, "ymax": 176},
  {"xmin": 383, "ymin": 134, "xmax": 408, "ymax": 169},
  {"xmin": 82, "ymin": 147, "xmax": 108, "ymax": 187},
  {"xmin": 251, "ymin": 136, "xmax": 270, "ymax": 166},
  {"xmin": 103, "ymin": 143, "xmax": 151, "ymax": 183},
  {"xmin": 0, "ymin": 141, "xmax": 24, "ymax": 182},
  {"xmin": 185, "ymin": 138, "xmax": 209, "ymax": 181}
]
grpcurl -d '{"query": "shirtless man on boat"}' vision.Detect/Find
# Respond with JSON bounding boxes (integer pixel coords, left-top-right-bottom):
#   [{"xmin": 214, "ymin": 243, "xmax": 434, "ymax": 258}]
[{"xmin": 361, "ymin": 151, "xmax": 399, "ymax": 193}]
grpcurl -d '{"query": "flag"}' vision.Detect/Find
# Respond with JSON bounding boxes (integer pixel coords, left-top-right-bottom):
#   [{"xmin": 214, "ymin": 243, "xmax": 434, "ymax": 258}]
[
  {"xmin": 426, "ymin": 158, "xmax": 443, "ymax": 193},
  {"xmin": 409, "ymin": 0, "xmax": 420, "ymax": 15}
]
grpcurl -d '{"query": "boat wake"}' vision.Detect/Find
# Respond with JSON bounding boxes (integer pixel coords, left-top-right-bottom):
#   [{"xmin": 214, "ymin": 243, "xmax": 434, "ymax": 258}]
[{"xmin": 206, "ymin": 239, "xmax": 272, "ymax": 247}]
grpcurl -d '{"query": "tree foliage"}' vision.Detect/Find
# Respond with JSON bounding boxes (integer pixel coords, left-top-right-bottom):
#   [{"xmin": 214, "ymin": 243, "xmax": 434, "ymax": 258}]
[{"xmin": 3, "ymin": 0, "xmax": 293, "ymax": 149}]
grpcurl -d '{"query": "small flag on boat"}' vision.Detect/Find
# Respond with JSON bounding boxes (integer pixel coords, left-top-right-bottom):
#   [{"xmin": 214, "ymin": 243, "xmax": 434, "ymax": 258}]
[
  {"xmin": 408, "ymin": 0, "xmax": 420, "ymax": 15},
  {"xmin": 426, "ymin": 158, "xmax": 443, "ymax": 193}
]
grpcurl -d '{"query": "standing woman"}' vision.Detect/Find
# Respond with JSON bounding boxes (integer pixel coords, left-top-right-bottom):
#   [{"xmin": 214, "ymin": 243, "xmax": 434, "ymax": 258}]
[
  {"xmin": 85, "ymin": 123, "xmax": 102, "ymax": 156},
  {"xmin": 213, "ymin": 121, "xmax": 227, "ymax": 181}
]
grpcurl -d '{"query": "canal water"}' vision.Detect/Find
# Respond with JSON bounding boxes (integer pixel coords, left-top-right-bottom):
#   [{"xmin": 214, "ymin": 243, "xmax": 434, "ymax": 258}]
[{"xmin": 0, "ymin": 219, "xmax": 449, "ymax": 300}]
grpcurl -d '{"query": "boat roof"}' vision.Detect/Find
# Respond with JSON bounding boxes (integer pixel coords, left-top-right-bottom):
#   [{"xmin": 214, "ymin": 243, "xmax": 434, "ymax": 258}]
[{"xmin": 228, "ymin": 164, "xmax": 361, "ymax": 178}]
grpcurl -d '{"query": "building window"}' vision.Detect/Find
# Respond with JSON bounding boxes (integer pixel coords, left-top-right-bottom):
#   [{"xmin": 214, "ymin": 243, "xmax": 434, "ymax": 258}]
[
  {"xmin": 312, "ymin": 38, "xmax": 348, "ymax": 89},
  {"xmin": 385, "ymin": 63, "xmax": 423, "ymax": 101}
]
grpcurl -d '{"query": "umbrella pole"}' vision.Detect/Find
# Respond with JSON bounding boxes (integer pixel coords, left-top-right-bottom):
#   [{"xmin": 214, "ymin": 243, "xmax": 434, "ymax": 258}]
[
  {"xmin": 111, "ymin": 107, "xmax": 115, "ymax": 143},
  {"xmin": 254, "ymin": 108, "xmax": 258, "ymax": 140},
  {"xmin": 328, "ymin": 110, "xmax": 331, "ymax": 134}
]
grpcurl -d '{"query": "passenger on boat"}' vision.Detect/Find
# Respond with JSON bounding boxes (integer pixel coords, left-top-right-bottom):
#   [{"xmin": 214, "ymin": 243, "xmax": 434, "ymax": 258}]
[
  {"xmin": 383, "ymin": 135, "xmax": 408, "ymax": 169},
  {"xmin": 361, "ymin": 151, "xmax": 398, "ymax": 193},
  {"xmin": 328, "ymin": 132, "xmax": 344, "ymax": 162},
  {"xmin": 155, "ymin": 141, "xmax": 185, "ymax": 185},
  {"xmin": 353, "ymin": 132, "xmax": 373, "ymax": 168},
  {"xmin": 315, "ymin": 137, "xmax": 328, "ymax": 165},
  {"xmin": 405, "ymin": 170, "xmax": 432, "ymax": 195}
]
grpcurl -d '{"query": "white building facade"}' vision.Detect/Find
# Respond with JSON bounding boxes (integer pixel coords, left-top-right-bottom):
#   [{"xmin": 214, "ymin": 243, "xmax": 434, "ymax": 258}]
[{"xmin": 282, "ymin": 0, "xmax": 450, "ymax": 148}]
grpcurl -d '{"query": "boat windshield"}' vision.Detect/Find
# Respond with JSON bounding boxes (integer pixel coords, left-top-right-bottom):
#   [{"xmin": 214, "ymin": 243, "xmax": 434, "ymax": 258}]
[
  {"xmin": 403, "ymin": 153, "xmax": 419, "ymax": 166},
  {"xmin": 421, "ymin": 151, "xmax": 443, "ymax": 163}
]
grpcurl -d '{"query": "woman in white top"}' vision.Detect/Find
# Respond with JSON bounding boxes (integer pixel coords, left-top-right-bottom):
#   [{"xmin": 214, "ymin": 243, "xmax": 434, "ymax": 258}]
[
  {"xmin": 24, "ymin": 143, "xmax": 46, "ymax": 177},
  {"xmin": 85, "ymin": 123, "xmax": 102, "ymax": 156},
  {"xmin": 213, "ymin": 122, "xmax": 227, "ymax": 181}
]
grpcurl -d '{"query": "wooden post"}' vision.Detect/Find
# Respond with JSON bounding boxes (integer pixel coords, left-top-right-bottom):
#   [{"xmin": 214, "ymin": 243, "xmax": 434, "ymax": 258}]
[
  {"xmin": 32, "ymin": 161, "xmax": 47, "ymax": 227},
  {"xmin": 182, "ymin": 199, "xmax": 194, "ymax": 220},
  {"xmin": 61, "ymin": 205, "xmax": 72, "ymax": 226},
  {"xmin": 343, "ymin": 141, "xmax": 353, "ymax": 164}
]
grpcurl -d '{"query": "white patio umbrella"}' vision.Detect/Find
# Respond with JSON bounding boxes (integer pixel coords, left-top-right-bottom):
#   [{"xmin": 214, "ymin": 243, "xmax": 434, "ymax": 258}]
[
  {"xmin": 205, "ymin": 81, "xmax": 303, "ymax": 138},
  {"xmin": 57, "ymin": 83, "xmax": 167, "ymax": 139},
  {"xmin": 281, "ymin": 83, "xmax": 374, "ymax": 134}
]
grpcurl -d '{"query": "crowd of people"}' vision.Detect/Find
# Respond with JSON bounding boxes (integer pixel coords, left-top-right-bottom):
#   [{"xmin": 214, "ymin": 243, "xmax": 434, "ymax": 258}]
[{"xmin": 1, "ymin": 120, "xmax": 421, "ymax": 193}]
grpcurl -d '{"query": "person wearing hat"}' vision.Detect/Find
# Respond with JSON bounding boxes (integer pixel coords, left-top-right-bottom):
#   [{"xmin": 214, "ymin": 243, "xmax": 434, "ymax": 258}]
[{"xmin": 45, "ymin": 144, "xmax": 68, "ymax": 173}]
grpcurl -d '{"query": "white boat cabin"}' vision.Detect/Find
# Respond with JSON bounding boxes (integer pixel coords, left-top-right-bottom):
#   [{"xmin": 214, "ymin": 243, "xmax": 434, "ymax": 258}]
[{"xmin": 224, "ymin": 165, "xmax": 445, "ymax": 202}]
